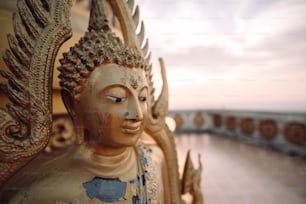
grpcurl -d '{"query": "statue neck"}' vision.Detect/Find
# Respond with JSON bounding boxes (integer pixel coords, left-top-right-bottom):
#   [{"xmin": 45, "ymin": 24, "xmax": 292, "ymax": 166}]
[
  {"xmin": 91, "ymin": 144, "xmax": 127, "ymax": 156},
  {"xmin": 73, "ymin": 143, "xmax": 139, "ymax": 181}
]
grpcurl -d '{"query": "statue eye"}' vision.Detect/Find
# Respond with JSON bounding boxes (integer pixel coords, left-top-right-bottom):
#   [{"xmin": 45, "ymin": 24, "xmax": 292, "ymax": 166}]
[
  {"xmin": 139, "ymin": 87, "xmax": 148, "ymax": 102},
  {"xmin": 105, "ymin": 96, "xmax": 126, "ymax": 103},
  {"xmin": 139, "ymin": 96, "xmax": 147, "ymax": 102}
]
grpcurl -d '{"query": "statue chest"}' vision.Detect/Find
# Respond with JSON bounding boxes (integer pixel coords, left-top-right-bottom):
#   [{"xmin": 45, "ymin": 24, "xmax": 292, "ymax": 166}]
[
  {"xmin": 5, "ymin": 144, "xmax": 164, "ymax": 203},
  {"xmin": 80, "ymin": 145, "xmax": 159, "ymax": 203}
]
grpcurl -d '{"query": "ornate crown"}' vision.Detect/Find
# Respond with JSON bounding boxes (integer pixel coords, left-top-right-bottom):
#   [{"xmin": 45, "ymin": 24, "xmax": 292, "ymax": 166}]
[{"xmin": 58, "ymin": 1, "xmax": 148, "ymax": 101}]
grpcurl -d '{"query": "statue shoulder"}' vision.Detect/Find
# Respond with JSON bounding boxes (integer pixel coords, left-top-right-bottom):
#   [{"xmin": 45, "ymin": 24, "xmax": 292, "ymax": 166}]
[{"xmin": 0, "ymin": 151, "xmax": 91, "ymax": 203}]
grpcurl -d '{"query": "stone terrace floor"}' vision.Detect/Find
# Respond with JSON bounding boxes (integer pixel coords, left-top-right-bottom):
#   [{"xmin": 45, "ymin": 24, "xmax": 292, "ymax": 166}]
[{"xmin": 175, "ymin": 133, "xmax": 306, "ymax": 204}]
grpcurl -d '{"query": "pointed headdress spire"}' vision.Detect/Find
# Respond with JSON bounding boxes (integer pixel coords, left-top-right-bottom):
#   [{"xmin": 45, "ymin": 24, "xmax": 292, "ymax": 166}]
[{"xmin": 88, "ymin": 0, "xmax": 110, "ymax": 31}]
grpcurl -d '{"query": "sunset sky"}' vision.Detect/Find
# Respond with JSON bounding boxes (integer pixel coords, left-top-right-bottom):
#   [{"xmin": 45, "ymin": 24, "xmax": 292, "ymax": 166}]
[{"xmin": 135, "ymin": 0, "xmax": 306, "ymax": 111}]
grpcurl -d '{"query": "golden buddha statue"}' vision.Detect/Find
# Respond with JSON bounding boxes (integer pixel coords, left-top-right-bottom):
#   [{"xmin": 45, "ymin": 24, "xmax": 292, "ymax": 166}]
[{"xmin": 0, "ymin": 0, "xmax": 202, "ymax": 203}]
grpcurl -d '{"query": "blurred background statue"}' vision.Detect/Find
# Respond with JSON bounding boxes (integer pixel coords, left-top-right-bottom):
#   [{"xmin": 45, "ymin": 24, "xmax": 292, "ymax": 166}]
[{"xmin": 0, "ymin": 0, "xmax": 203, "ymax": 203}]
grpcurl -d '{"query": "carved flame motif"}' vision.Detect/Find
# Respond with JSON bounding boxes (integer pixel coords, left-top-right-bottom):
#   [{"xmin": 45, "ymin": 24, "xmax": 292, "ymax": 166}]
[
  {"xmin": 181, "ymin": 151, "xmax": 204, "ymax": 204},
  {"xmin": 0, "ymin": 0, "xmax": 73, "ymax": 186}
]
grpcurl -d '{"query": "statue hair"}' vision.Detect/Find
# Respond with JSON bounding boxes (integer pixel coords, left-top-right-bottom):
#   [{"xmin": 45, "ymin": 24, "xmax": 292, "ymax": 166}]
[{"xmin": 58, "ymin": 29, "xmax": 147, "ymax": 101}]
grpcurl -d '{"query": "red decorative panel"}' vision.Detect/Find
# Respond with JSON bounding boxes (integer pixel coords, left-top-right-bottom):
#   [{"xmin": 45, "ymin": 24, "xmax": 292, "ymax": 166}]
[
  {"xmin": 193, "ymin": 112, "xmax": 205, "ymax": 127},
  {"xmin": 240, "ymin": 118, "xmax": 255, "ymax": 135},
  {"xmin": 226, "ymin": 116, "xmax": 236, "ymax": 131},
  {"xmin": 284, "ymin": 122, "xmax": 306, "ymax": 146},
  {"xmin": 173, "ymin": 114, "xmax": 184, "ymax": 128},
  {"xmin": 259, "ymin": 119, "xmax": 278, "ymax": 140},
  {"xmin": 213, "ymin": 114, "xmax": 222, "ymax": 127}
]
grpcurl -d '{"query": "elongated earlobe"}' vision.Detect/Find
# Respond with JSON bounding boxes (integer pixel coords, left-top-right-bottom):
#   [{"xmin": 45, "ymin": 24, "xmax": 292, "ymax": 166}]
[
  {"xmin": 61, "ymin": 89, "xmax": 84, "ymax": 144},
  {"xmin": 74, "ymin": 120, "xmax": 85, "ymax": 144}
]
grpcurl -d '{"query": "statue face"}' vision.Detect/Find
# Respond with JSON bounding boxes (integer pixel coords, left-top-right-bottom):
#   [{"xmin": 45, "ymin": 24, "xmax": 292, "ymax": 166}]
[{"xmin": 77, "ymin": 64, "xmax": 148, "ymax": 153}]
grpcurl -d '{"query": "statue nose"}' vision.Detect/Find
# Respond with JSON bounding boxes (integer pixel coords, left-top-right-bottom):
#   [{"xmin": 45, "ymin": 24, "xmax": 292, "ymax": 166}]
[{"xmin": 125, "ymin": 97, "xmax": 143, "ymax": 121}]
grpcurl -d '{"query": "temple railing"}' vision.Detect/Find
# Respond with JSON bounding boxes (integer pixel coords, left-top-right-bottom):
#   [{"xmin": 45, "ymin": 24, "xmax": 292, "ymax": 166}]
[
  {"xmin": 41, "ymin": 110, "xmax": 306, "ymax": 157},
  {"xmin": 169, "ymin": 110, "xmax": 306, "ymax": 157}
]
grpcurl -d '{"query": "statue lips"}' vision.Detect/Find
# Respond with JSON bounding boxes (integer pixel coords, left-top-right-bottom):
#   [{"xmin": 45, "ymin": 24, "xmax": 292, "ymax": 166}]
[{"xmin": 121, "ymin": 122, "xmax": 142, "ymax": 134}]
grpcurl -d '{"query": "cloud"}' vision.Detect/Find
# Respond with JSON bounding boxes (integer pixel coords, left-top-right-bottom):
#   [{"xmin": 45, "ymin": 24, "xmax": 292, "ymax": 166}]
[
  {"xmin": 158, "ymin": 46, "xmax": 243, "ymax": 72},
  {"xmin": 136, "ymin": 0, "xmax": 306, "ymax": 110}
]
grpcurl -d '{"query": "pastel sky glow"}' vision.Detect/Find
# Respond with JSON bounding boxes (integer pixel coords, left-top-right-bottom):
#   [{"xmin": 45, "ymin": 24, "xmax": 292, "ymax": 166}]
[{"xmin": 136, "ymin": 0, "xmax": 306, "ymax": 111}]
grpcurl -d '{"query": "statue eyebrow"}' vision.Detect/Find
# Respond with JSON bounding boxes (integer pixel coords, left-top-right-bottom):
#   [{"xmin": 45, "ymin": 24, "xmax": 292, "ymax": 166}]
[
  {"xmin": 100, "ymin": 85, "xmax": 127, "ymax": 95},
  {"xmin": 139, "ymin": 86, "xmax": 148, "ymax": 93},
  {"xmin": 99, "ymin": 83, "xmax": 148, "ymax": 98}
]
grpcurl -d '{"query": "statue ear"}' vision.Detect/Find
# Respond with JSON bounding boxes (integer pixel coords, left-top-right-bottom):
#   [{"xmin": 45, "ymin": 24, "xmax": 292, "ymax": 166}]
[
  {"xmin": 61, "ymin": 89, "xmax": 84, "ymax": 144},
  {"xmin": 61, "ymin": 88, "xmax": 75, "ymax": 117},
  {"xmin": 61, "ymin": 88, "xmax": 76, "ymax": 120}
]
